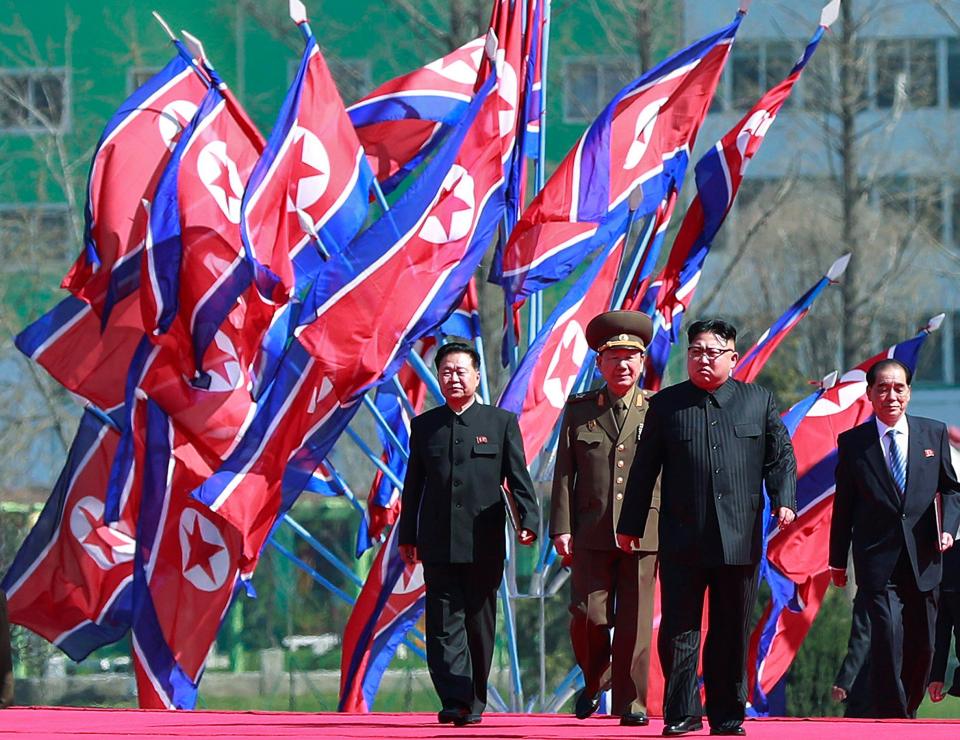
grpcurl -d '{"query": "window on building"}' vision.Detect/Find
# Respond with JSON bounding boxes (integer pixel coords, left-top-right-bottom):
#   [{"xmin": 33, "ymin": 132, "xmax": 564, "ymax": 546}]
[
  {"xmin": 948, "ymin": 38, "xmax": 960, "ymax": 108},
  {"xmin": 0, "ymin": 68, "xmax": 69, "ymax": 133},
  {"xmin": 562, "ymin": 57, "xmax": 638, "ymax": 123},
  {"xmin": 877, "ymin": 176, "xmax": 944, "ymax": 242},
  {"xmin": 875, "ymin": 38, "xmax": 938, "ymax": 110},
  {"xmin": 127, "ymin": 66, "xmax": 163, "ymax": 95},
  {"xmin": 0, "ymin": 205, "xmax": 71, "ymax": 265},
  {"xmin": 327, "ymin": 59, "xmax": 371, "ymax": 106}
]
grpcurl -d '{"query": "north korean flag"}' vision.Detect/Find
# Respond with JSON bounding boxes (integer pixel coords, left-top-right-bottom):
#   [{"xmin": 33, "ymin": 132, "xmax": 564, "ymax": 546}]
[
  {"xmin": 349, "ymin": 36, "xmax": 484, "ymax": 193},
  {"xmin": 642, "ymin": 18, "xmax": 831, "ymax": 390},
  {"xmin": 499, "ymin": 235, "xmax": 625, "ymax": 465},
  {"xmin": 241, "ymin": 10, "xmax": 374, "ymax": 303},
  {"xmin": 63, "ymin": 47, "xmax": 209, "ymax": 320},
  {"xmin": 129, "ymin": 398, "xmax": 245, "ymax": 709},
  {"xmin": 15, "ymin": 290, "xmax": 143, "ymax": 415},
  {"xmin": 734, "ymin": 254, "xmax": 849, "ymax": 384},
  {"xmin": 493, "ymin": 11, "xmax": 743, "ymax": 305},
  {"xmin": 142, "ymin": 80, "xmax": 271, "ymax": 381},
  {"xmin": 1, "ymin": 410, "xmax": 134, "ymax": 660},
  {"xmin": 194, "ymin": 46, "xmax": 506, "ymax": 563},
  {"xmin": 338, "ymin": 523, "xmax": 425, "ymax": 712}
]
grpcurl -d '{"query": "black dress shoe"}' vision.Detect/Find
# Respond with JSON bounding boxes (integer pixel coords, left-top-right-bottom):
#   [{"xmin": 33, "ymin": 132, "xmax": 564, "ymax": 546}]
[
  {"xmin": 710, "ymin": 723, "xmax": 745, "ymax": 736},
  {"xmin": 453, "ymin": 713, "xmax": 482, "ymax": 726},
  {"xmin": 662, "ymin": 717, "xmax": 704, "ymax": 736},
  {"xmin": 574, "ymin": 688, "xmax": 601, "ymax": 719},
  {"xmin": 620, "ymin": 712, "xmax": 650, "ymax": 726},
  {"xmin": 438, "ymin": 707, "xmax": 466, "ymax": 724}
]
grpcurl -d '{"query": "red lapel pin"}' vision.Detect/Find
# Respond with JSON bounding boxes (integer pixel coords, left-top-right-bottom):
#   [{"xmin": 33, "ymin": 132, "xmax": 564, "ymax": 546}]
[
  {"xmin": 476, "ymin": 435, "xmax": 488, "ymax": 444},
  {"xmin": 924, "ymin": 448, "xmax": 935, "ymax": 458}
]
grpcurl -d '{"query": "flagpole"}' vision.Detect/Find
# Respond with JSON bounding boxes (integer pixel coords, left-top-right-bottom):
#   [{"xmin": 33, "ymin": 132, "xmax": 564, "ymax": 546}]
[
  {"xmin": 361, "ymin": 393, "xmax": 410, "ymax": 462},
  {"xmin": 405, "ymin": 351, "xmax": 445, "ymax": 404},
  {"xmin": 344, "ymin": 427, "xmax": 406, "ymax": 490},
  {"xmin": 283, "ymin": 514, "xmax": 363, "ymax": 587},
  {"xmin": 390, "ymin": 375, "xmax": 418, "ymax": 418}
]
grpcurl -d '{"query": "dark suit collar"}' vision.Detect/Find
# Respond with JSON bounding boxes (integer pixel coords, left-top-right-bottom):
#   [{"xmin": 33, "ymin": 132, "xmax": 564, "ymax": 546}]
[
  {"xmin": 447, "ymin": 398, "xmax": 481, "ymax": 426},
  {"xmin": 688, "ymin": 377, "xmax": 736, "ymax": 407}
]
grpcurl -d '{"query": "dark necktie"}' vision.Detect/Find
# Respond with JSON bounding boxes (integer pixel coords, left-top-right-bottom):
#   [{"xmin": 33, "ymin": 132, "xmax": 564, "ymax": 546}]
[
  {"xmin": 614, "ymin": 399, "xmax": 628, "ymax": 430},
  {"xmin": 887, "ymin": 428, "xmax": 907, "ymax": 494}
]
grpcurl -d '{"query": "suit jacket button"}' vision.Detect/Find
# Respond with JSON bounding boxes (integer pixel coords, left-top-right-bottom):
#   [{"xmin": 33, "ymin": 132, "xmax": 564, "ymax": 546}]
[
  {"xmin": 617, "ymin": 460, "xmax": 625, "ymax": 468},
  {"xmin": 616, "ymin": 476, "xmax": 624, "ymax": 484},
  {"xmin": 456, "ymin": 502, "xmax": 462, "ymax": 508},
  {"xmin": 616, "ymin": 493, "xmax": 623, "ymax": 500},
  {"xmin": 617, "ymin": 444, "xmax": 625, "ymax": 451},
  {"xmin": 901, "ymin": 513, "xmax": 906, "ymax": 519},
  {"xmin": 454, "ymin": 479, "xmax": 462, "ymax": 487},
  {"xmin": 455, "ymin": 438, "xmax": 462, "ymax": 444}
]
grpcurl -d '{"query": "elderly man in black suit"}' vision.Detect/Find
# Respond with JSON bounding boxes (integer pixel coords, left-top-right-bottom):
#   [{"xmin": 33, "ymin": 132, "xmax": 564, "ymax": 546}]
[
  {"xmin": 829, "ymin": 358, "xmax": 960, "ymax": 718},
  {"xmin": 398, "ymin": 341, "xmax": 538, "ymax": 727},
  {"xmin": 617, "ymin": 318, "xmax": 797, "ymax": 737}
]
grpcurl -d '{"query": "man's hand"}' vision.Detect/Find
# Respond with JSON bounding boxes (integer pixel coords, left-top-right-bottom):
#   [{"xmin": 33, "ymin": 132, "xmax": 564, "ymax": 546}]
[
  {"xmin": 941, "ymin": 532, "xmax": 955, "ymax": 552},
  {"xmin": 616, "ymin": 533, "xmax": 642, "ymax": 552},
  {"xmin": 518, "ymin": 528, "xmax": 537, "ymax": 546},
  {"xmin": 929, "ymin": 681, "xmax": 945, "ymax": 703},
  {"xmin": 831, "ymin": 685, "xmax": 848, "ymax": 703},
  {"xmin": 553, "ymin": 534, "xmax": 572, "ymax": 558},
  {"xmin": 830, "ymin": 567, "xmax": 848, "ymax": 588},
  {"xmin": 776, "ymin": 507, "xmax": 796, "ymax": 530},
  {"xmin": 399, "ymin": 544, "xmax": 418, "ymax": 565}
]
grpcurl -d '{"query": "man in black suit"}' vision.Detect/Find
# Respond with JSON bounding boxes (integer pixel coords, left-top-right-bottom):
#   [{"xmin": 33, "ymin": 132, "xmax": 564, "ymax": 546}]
[
  {"xmin": 929, "ymin": 544, "xmax": 960, "ymax": 702},
  {"xmin": 831, "ymin": 590, "xmax": 873, "ymax": 717},
  {"xmin": 829, "ymin": 358, "xmax": 960, "ymax": 718},
  {"xmin": 617, "ymin": 318, "xmax": 797, "ymax": 737},
  {"xmin": 398, "ymin": 341, "xmax": 538, "ymax": 727}
]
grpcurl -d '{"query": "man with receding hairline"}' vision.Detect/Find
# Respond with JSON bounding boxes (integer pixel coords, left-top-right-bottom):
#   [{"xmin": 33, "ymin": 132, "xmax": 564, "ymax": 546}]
[{"xmin": 829, "ymin": 357, "xmax": 960, "ymax": 718}]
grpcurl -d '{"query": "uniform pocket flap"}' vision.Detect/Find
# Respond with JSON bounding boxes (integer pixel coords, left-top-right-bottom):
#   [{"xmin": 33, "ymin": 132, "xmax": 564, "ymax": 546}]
[
  {"xmin": 576, "ymin": 431, "xmax": 604, "ymax": 444},
  {"xmin": 734, "ymin": 423, "xmax": 761, "ymax": 438},
  {"xmin": 473, "ymin": 443, "xmax": 497, "ymax": 455}
]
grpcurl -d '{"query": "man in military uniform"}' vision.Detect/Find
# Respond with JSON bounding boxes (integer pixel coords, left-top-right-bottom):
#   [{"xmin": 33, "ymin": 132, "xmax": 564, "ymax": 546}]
[
  {"xmin": 550, "ymin": 310, "xmax": 657, "ymax": 727},
  {"xmin": 398, "ymin": 341, "xmax": 539, "ymax": 727}
]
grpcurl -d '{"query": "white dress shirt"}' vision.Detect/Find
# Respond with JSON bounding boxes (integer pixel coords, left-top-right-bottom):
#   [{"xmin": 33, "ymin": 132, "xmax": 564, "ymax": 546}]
[{"xmin": 876, "ymin": 414, "xmax": 910, "ymax": 481}]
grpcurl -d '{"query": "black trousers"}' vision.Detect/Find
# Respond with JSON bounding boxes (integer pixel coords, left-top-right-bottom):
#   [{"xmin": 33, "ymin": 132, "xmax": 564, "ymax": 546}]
[
  {"xmin": 658, "ymin": 555, "xmax": 758, "ymax": 725},
  {"xmin": 422, "ymin": 560, "xmax": 503, "ymax": 715},
  {"xmin": 862, "ymin": 554, "xmax": 937, "ymax": 718},
  {"xmin": 930, "ymin": 590, "xmax": 960, "ymax": 695}
]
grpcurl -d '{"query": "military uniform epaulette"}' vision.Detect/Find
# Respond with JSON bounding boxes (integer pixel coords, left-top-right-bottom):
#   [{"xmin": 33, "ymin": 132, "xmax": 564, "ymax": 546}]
[{"xmin": 567, "ymin": 387, "xmax": 601, "ymax": 403}]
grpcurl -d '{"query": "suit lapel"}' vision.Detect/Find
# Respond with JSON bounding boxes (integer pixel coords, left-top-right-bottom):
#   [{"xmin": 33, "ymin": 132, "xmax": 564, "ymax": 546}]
[
  {"xmin": 616, "ymin": 388, "xmax": 643, "ymax": 445},
  {"xmin": 904, "ymin": 416, "xmax": 927, "ymax": 509},
  {"xmin": 595, "ymin": 388, "xmax": 619, "ymax": 442}
]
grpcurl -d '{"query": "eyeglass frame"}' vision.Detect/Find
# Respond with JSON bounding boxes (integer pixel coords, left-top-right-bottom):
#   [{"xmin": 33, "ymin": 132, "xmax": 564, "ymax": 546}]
[{"xmin": 686, "ymin": 346, "xmax": 735, "ymax": 362}]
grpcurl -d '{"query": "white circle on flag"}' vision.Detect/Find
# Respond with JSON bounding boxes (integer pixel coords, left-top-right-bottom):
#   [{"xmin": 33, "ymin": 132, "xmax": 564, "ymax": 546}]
[
  {"xmin": 623, "ymin": 97, "xmax": 669, "ymax": 171},
  {"xmin": 495, "ymin": 55, "xmax": 518, "ymax": 139},
  {"xmin": 70, "ymin": 496, "xmax": 135, "ymax": 570},
  {"xmin": 426, "ymin": 39, "xmax": 484, "ymax": 85},
  {"xmin": 736, "ymin": 109, "xmax": 776, "ymax": 176},
  {"xmin": 543, "ymin": 321, "xmax": 589, "ymax": 409},
  {"xmin": 179, "ymin": 508, "xmax": 230, "ymax": 592},
  {"xmin": 197, "ymin": 140, "xmax": 244, "ymax": 223},
  {"xmin": 289, "ymin": 126, "xmax": 331, "ymax": 212},
  {"xmin": 158, "ymin": 100, "xmax": 199, "ymax": 152},
  {"xmin": 419, "ymin": 165, "xmax": 476, "ymax": 244}
]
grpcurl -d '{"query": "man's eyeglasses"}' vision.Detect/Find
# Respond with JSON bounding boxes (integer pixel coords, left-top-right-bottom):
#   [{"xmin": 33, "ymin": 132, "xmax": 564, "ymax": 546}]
[{"xmin": 687, "ymin": 346, "xmax": 734, "ymax": 362}]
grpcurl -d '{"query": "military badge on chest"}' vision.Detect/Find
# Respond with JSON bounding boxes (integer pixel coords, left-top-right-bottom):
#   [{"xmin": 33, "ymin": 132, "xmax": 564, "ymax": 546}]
[
  {"xmin": 636, "ymin": 423, "xmax": 643, "ymax": 441},
  {"xmin": 586, "ymin": 419, "xmax": 597, "ymax": 431}
]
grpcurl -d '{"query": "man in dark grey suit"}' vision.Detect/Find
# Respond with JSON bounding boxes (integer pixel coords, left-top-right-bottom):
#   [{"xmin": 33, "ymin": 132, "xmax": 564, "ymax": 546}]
[
  {"xmin": 829, "ymin": 358, "xmax": 960, "ymax": 718},
  {"xmin": 617, "ymin": 318, "xmax": 797, "ymax": 737},
  {"xmin": 398, "ymin": 342, "xmax": 538, "ymax": 727}
]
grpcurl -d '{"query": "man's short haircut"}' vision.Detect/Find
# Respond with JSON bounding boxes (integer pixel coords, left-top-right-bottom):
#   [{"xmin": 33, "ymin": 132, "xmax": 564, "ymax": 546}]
[
  {"xmin": 866, "ymin": 358, "xmax": 913, "ymax": 387},
  {"xmin": 434, "ymin": 340, "xmax": 481, "ymax": 371},
  {"xmin": 687, "ymin": 318, "xmax": 738, "ymax": 345}
]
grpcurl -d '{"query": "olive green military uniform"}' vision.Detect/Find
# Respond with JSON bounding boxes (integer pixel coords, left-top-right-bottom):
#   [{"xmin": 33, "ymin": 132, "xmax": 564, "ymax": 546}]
[
  {"xmin": 550, "ymin": 309, "xmax": 658, "ymax": 719},
  {"xmin": 551, "ymin": 383, "xmax": 659, "ymax": 716}
]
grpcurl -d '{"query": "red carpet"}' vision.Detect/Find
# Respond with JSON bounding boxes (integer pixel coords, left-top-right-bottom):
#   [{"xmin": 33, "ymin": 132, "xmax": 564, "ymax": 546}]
[{"xmin": 3, "ymin": 708, "xmax": 959, "ymax": 738}]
